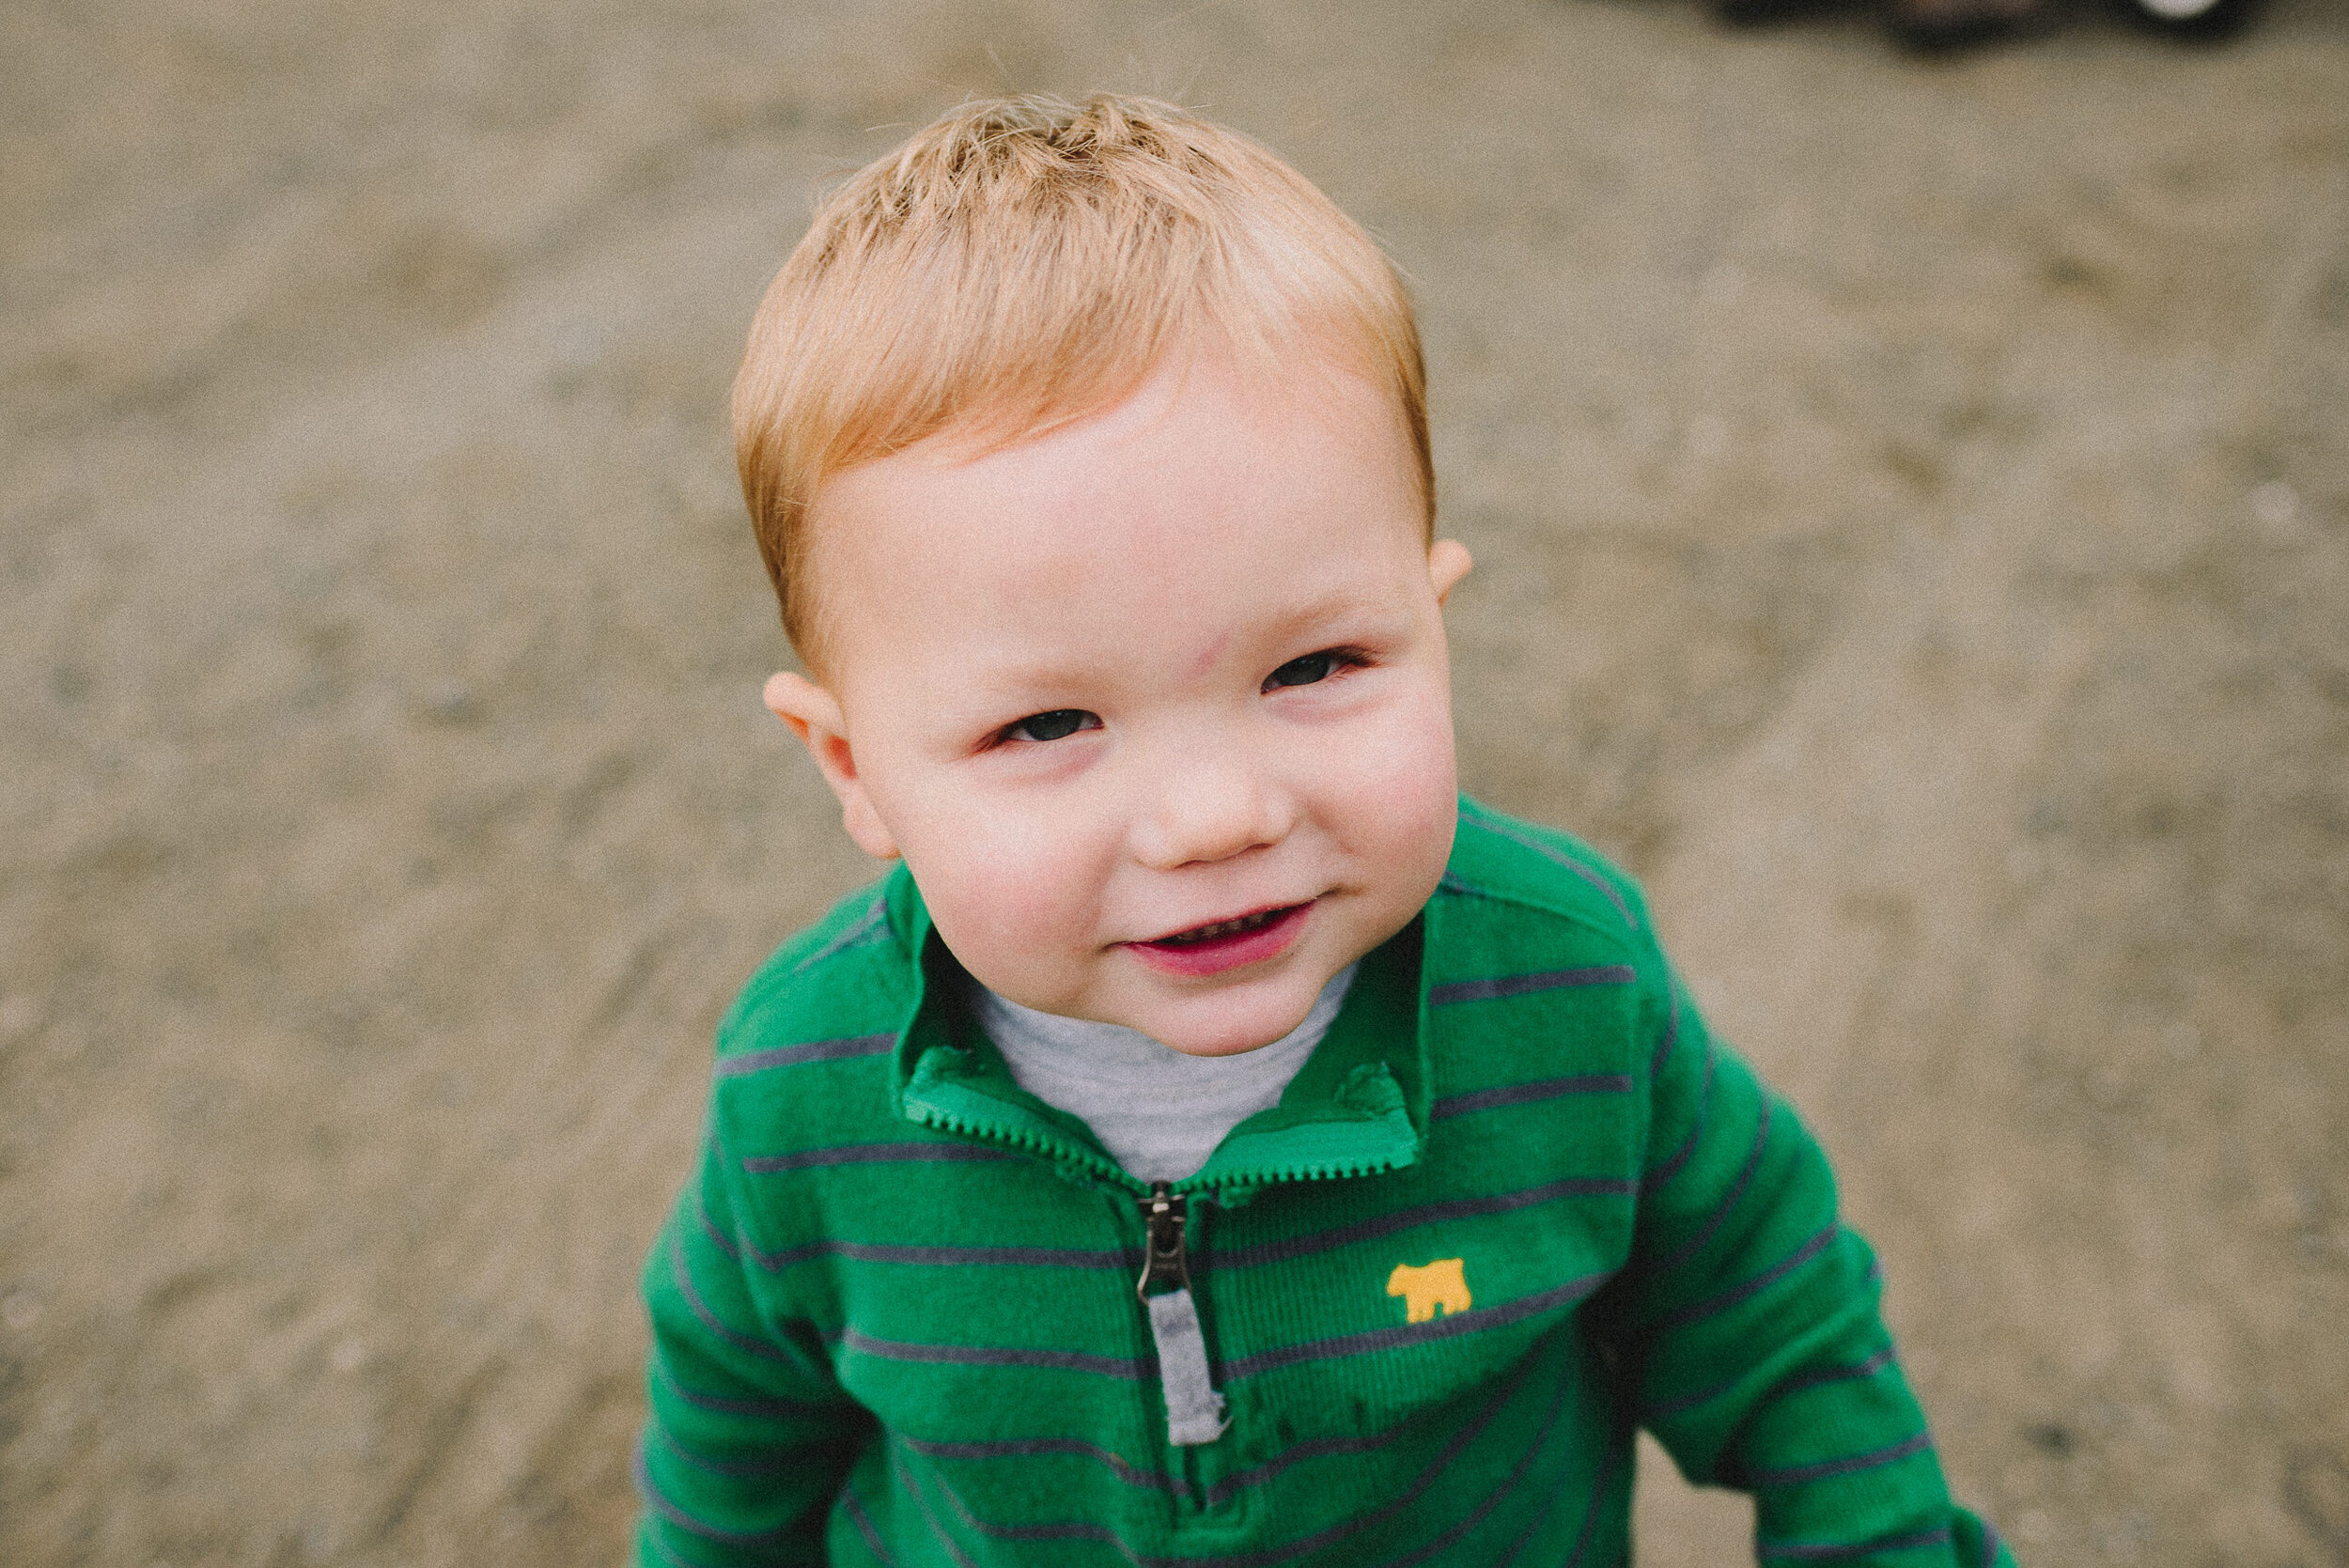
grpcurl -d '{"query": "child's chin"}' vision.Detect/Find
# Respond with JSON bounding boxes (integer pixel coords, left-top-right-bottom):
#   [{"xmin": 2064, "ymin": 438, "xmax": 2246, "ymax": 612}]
[
  {"xmin": 1142, "ymin": 988, "xmax": 1322, "ymax": 1058},
  {"xmin": 1158, "ymin": 1032, "xmax": 1286, "ymax": 1059}
]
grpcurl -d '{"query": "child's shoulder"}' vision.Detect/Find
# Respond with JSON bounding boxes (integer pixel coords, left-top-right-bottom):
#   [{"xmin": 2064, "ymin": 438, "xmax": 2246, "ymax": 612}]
[
  {"xmin": 1428, "ymin": 801, "xmax": 1668, "ymax": 1106},
  {"xmin": 701, "ymin": 869, "xmax": 919, "ymax": 1142},
  {"xmin": 1441, "ymin": 797, "xmax": 1657, "ymax": 957}
]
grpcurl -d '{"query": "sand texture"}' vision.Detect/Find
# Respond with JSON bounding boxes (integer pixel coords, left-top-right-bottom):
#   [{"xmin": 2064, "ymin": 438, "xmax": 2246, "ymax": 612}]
[{"xmin": 2, "ymin": 1, "xmax": 2345, "ymax": 1562}]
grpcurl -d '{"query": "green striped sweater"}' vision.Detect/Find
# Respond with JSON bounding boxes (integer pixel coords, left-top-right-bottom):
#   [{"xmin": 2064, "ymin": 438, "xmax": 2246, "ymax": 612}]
[{"xmin": 637, "ymin": 799, "xmax": 2015, "ymax": 1567}]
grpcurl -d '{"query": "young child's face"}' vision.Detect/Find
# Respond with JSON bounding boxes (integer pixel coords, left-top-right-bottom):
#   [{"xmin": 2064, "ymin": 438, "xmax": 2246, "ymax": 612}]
[{"xmin": 768, "ymin": 349, "xmax": 1472, "ymax": 1056}]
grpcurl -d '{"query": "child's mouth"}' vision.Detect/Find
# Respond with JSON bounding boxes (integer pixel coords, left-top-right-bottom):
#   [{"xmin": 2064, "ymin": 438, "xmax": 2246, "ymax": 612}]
[
  {"xmin": 1151, "ymin": 906, "xmax": 1294, "ymax": 946},
  {"xmin": 1127, "ymin": 902, "xmax": 1312, "ymax": 977}
]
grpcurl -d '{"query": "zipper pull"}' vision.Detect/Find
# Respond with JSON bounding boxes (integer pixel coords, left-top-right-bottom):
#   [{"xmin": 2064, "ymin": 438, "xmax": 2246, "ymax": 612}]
[
  {"xmin": 1135, "ymin": 1182, "xmax": 1227, "ymax": 1447},
  {"xmin": 1137, "ymin": 1182, "xmax": 1189, "ymax": 1299}
]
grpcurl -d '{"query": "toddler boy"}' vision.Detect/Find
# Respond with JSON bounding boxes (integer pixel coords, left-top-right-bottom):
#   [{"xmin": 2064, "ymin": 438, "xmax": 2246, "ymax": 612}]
[{"xmin": 637, "ymin": 93, "xmax": 2015, "ymax": 1567}]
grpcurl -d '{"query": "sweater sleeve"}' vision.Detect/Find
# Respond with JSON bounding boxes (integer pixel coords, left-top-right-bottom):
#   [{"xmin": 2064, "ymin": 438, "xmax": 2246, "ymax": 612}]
[
  {"xmin": 633, "ymin": 1111, "xmax": 872, "ymax": 1567},
  {"xmin": 1604, "ymin": 961, "xmax": 2018, "ymax": 1568}
]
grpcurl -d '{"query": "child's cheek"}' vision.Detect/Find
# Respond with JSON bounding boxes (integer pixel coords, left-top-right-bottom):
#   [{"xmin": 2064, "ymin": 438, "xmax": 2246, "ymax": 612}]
[
  {"xmin": 1335, "ymin": 685, "xmax": 1458, "ymax": 827},
  {"xmin": 911, "ymin": 815, "xmax": 1107, "ymax": 995}
]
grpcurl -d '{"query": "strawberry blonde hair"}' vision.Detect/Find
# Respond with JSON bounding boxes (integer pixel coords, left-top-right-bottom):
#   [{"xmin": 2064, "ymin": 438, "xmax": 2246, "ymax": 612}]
[{"xmin": 731, "ymin": 93, "xmax": 1433, "ymax": 667}]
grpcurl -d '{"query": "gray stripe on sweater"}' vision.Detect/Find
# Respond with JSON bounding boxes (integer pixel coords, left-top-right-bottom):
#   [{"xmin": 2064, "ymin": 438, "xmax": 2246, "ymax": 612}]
[
  {"xmin": 795, "ymin": 893, "xmax": 891, "ymax": 971},
  {"xmin": 894, "ymin": 1448, "xmax": 981, "ymax": 1568},
  {"xmin": 650, "ymin": 1348, "xmax": 829, "ymax": 1420},
  {"xmin": 1641, "ymin": 1032, "xmax": 1717, "ymax": 1193},
  {"xmin": 1221, "ymin": 1270, "xmax": 1614, "ymax": 1382},
  {"xmin": 1557, "ymin": 1425, "xmax": 1627, "ymax": 1568},
  {"xmin": 905, "ymin": 1435, "xmax": 1188, "ymax": 1497},
  {"xmin": 844, "ymin": 1328, "xmax": 1147, "ymax": 1380},
  {"xmin": 1373, "ymin": 1365, "xmax": 1573, "ymax": 1568},
  {"xmin": 1639, "ymin": 1345, "xmax": 1898, "ymax": 1426},
  {"xmin": 666, "ymin": 1234, "xmax": 806, "ymax": 1366},
  {"xmin": 841, "ymin": 1486, "xmax": 897, "ymax": 1566},
  {"xmin": 1648, "ymin": 987, "xmax": 1682, "ymax": 1080},
  {"xmin": 1216, "ymin": 1176, "xmax": 1634, "ymax": 1270},
  {"xmin": 716, "ymin": 1032, "xmax": 894, "ymax": 1078},
  {"xmin": 1758, "ymin": 1346, "xmax": 1902, "ymax": 1409},
  {"xmin": 1739, "ymin": 1431, "xmax": 1934, "ymax": 1488},
  {"xmin": 634, "ymin": 1436, "xmax": 800, "ymax": 1547},
  {"xmin": 1431, "ymin": 966, "xmax": 1637, "ymax": 1006},
  {"xmin": 653, "ymin": 1424, "xmax": 805, "ymax": 1480},
  {"xmin": 1432, "ymin": 1075, "xmax": 1634, "ymax": 1116},
  {"xmin": 1650, "ymin": 1222, "xmax": 1840, "ymax": 1332},
  {"xmin": 700, "ymin": 1194, "xmax": 1123, "ymax": 1273},
  {"xmin": 1461, "ymin": 814, "xmax": 1639, "ymax": 928},
  {"xmin": 914, "ymin": 1349, "xmax": 1537, "ymax": 1568},
  {"xmin": 1644, "ymin": 1097, "xmax": 1775, "ymax": 1279}
]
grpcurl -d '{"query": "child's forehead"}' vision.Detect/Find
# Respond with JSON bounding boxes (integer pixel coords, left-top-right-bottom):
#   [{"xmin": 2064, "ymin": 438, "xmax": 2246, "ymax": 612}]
[
  {"xmin": 914, "ymin": 337, "xmax": 1408, "ymax": 465},
  {"xmin": 793, "ymin": 343, "xmax": 1431, "ymax": 684},
  {"xmin": 830, "ymin": 363, "xmax": 1412, "ymax": 553}
]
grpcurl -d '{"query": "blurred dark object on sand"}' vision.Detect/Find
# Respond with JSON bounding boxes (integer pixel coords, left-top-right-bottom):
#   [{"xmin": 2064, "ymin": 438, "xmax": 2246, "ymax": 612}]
[{"xmin": 1715, "ymin": 0, "xmax": 2262, "ymax": 51}]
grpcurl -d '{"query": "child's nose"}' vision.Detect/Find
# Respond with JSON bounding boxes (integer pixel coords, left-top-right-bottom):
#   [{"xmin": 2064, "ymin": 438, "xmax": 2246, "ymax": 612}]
[{"xmin": 1128, "ymin": 750, "xmax": 1297, "ymax": 870}]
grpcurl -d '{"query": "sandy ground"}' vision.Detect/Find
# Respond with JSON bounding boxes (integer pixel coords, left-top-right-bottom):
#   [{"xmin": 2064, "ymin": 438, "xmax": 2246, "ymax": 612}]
[{"xmin": 3, "ymin": 0, "xmax": 2346, "ymax": 1563}]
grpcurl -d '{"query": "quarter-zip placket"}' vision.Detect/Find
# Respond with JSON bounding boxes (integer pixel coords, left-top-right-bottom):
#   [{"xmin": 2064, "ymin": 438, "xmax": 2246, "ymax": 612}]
[
  {"xmin": 891, "ymin": 904, "xmax": 1432, "ymax": 1482},
  {"xmin": 1137, "ymin": 1183, "xmax": 1226, "ymax": 1448}
]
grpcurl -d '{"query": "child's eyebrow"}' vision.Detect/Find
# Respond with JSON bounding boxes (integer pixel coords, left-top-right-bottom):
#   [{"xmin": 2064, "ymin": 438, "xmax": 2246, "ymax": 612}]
[
  {"xmin": 1253, "ymin": 587, "xmax": 1407, "ymax": 644},
  {"xmin": 937, "ymin": 659, "xmax": 1103, "ymax": 722},
  {"xmin": 937, "ymin": 589, "xmax": 1410, "ymax": 721}
]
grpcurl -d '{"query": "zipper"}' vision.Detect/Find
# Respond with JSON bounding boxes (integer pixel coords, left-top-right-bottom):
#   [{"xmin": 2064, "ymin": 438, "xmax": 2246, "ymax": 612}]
[
  {"xmin": 901, "ymin": 1078, "xmax": 1149, "ymax": 1193},
  {"xmin": 1136, "ymin": 1182, "xmax": 1226, "ymax": 1453},
  {"xmin": 1138, "ymin": 1183, "xmax": 1190, "ymax": 1298},
  {"xmin": 907, "ymin": 1046, "xmax": 1418, "ymax": 1199},
  {"xmin": 915, "ymin": 1090, "xmax": 1409, "ymax": 1201}
]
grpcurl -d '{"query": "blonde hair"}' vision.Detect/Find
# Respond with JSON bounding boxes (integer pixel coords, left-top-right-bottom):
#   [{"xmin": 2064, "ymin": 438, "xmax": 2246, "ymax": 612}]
[{"xmin": 732, "ymin": 92, "xmax": 1432, "ymax": 665}]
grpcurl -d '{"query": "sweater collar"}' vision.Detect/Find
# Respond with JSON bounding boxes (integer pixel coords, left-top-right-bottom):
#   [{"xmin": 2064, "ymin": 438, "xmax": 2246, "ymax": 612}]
[{"xmin": 880, "ymin": 866, "xmax": 1431, "ymax": 1203}]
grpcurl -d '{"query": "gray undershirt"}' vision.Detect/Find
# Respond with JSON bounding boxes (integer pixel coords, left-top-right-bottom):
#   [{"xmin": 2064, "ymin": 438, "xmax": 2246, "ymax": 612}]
[{"xmin": 973, "ymin": 965, "xmax": 1357, "ymax": 1183}]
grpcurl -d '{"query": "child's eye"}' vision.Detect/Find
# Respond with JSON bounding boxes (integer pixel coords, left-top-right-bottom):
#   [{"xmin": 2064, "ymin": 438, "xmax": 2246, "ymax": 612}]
[
  {"xmin": 1263, "ymin": 649, "xmax": 1359, "ymax": 691},
  {"xmin": 1001, "ymin": 708, "xmax": 1100, "ymax": 744}
]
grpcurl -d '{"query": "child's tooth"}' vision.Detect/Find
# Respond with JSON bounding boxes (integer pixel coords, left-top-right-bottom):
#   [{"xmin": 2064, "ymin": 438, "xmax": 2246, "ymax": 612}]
[{"xmin": 1162, "ymin": 908, "xmax": 1280, "ymax": 945}]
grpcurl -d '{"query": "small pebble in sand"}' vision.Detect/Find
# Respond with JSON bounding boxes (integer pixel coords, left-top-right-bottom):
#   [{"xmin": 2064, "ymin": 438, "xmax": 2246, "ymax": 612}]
[
  {"xmin": 2250, "ymin": 480, "xmax": 2299, "ymax": 529},
  {"xmin": 424, "ymin": 686, "xmax": 483, "ymax": 725},
  {"xmin": 0, "ymin": 995, "xmax": 41, "ymax": 1041}
]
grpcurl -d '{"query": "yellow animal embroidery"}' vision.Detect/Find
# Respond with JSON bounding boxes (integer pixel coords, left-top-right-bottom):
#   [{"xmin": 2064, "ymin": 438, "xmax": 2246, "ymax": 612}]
[{"xmin": 1386, "ymin": 1258, "xmax": 1471, "ymax": 1324}]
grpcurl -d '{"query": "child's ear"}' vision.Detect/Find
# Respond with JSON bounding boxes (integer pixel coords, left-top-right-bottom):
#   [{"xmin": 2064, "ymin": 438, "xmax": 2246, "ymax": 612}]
[
  {"xmin": 762, "ymin": 672, "xmax": 901, "ymax": 861},
  {"xmin": 1428, "ymin": 538, "xmax": 1473, "ymax": 605}
]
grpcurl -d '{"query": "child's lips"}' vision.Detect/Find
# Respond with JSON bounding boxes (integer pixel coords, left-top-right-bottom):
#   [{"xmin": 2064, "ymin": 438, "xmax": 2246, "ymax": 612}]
[{"xmin": 1123, "ymin": 901, "xmax": 1313, "ymax": 978}]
